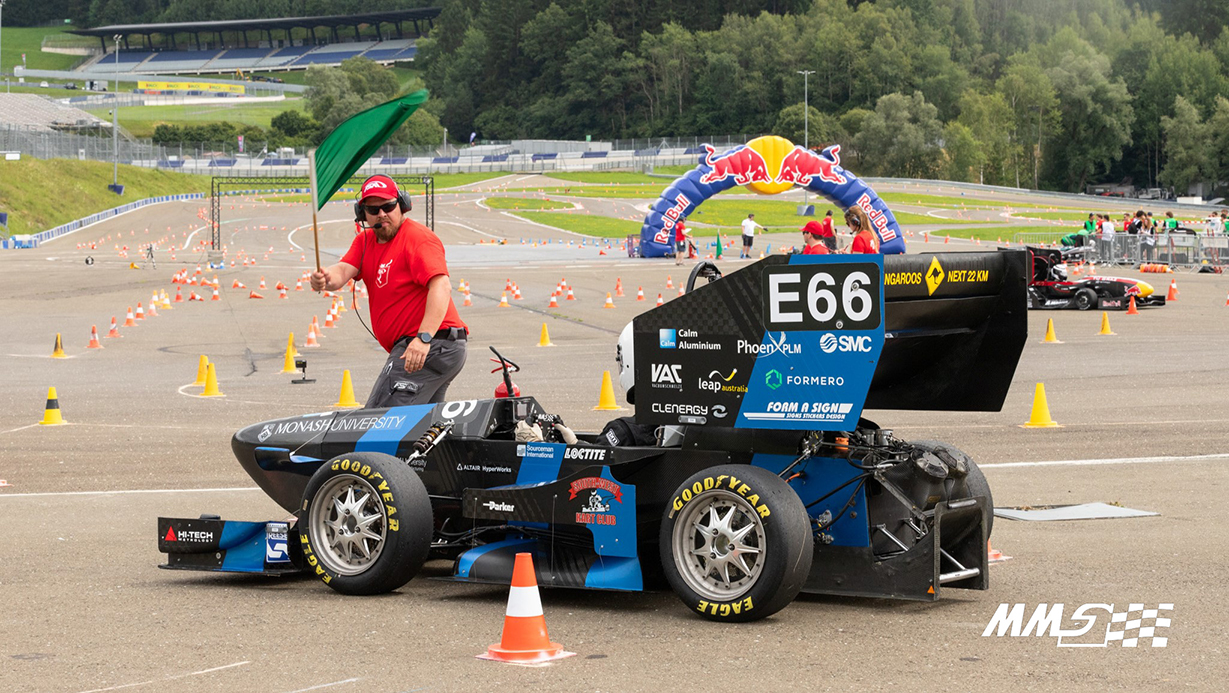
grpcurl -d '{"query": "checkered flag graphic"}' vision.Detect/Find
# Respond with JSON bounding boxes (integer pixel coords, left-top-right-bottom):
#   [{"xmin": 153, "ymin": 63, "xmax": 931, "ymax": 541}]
[{"xmin": 1105, "ymin": 604, "xmax": 1173, "ymax": 647}]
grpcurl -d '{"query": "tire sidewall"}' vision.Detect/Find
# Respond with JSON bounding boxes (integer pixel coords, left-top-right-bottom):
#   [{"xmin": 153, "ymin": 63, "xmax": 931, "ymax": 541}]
[
  {"xmin": 300, "ymin": 452, "xmax": 432, "ymax": 595},
  {"xmin": 659, "ymin": 465, "xmax": 812, "ymax": 622}
]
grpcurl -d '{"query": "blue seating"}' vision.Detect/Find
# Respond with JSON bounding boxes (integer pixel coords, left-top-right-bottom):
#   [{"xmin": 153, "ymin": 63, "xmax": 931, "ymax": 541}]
[
  {"xmin": 482, "ymin": 154, "xmax": 509, "ymax": 163},
  {"xmin": 261, "ymin": 158, "xmax": 298, "ymax": 166},
  {"xmin": 432, "ymin": 156, "xmax": 459, "ymax": 164},
  {"xmin": 532, "ymin": 153, "xmax": 558, "ymax": 161},
  {"xmin": 158, "ymin": 160, "xmax": 185, "ymax": 168},
  {"xmin": 581, "ymin": 151, "xmax": 607, "ymax": 158},
  {"xmin": 148, "ymin": 50, "xmax": 221, "ymax": 63},
  {"xmin": 380, "ymin": 157, "xmax": 409, "ymax": 165},
  {"xmin": 292, "ymin": 51, "xmax": 364, "ymax": 65},
  {"xmin": 209, "ymin": 159, "xmax": 236, "ymax": 167}
]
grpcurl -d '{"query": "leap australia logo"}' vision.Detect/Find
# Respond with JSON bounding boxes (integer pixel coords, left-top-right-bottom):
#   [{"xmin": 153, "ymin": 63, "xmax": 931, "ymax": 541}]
[
  {"xmin": 700, "ymin": 368, "xmax": 747, "ymax": 394},
  {"xmin": 983, "ymin": 603, "xmax": 1174, "ymax": 647}
]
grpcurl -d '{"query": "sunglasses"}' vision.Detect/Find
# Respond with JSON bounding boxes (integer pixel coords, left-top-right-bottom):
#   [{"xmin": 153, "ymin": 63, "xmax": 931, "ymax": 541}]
[{"xmin": 363, "ymin": 200, "xmax": 399, "ymax": 215}]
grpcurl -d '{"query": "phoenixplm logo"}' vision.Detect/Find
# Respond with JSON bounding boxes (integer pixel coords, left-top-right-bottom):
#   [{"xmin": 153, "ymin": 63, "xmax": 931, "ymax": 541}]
[{"xmin": 983, "ymin": 603, "xmax": 1173, "ymax": 647}]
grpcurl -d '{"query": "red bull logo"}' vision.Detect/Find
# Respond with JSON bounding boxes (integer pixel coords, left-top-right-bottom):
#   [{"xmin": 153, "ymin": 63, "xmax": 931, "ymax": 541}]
[
  {"xmin": 777, "ymin": 145, "xmax": 847, "ymax": 186},
  {"xmin": 699, "ymin": 144, "xmax": 773, "ymax": 186}
]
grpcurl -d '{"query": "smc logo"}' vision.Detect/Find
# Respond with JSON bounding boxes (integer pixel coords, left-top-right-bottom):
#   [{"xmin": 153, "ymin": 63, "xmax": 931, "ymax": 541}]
[
  {"xmin": 820, "ymin": 333, "xmax": 873, "ymax": 353},
  {"xmin": 651, "ymin": 363, "xmax": 682, "ymax": 384}
]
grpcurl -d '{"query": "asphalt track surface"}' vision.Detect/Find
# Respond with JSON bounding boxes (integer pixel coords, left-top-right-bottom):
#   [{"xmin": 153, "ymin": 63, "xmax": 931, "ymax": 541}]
[{"xmin": 2, "ymin": 175, "xmax": 1227, "ymax": 691}]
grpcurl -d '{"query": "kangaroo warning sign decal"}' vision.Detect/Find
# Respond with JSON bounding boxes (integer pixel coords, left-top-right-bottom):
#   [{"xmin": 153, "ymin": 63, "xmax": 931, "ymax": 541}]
[{"xmin": 633, "ymin": 255, "xmax": 884, "ymax": 430}]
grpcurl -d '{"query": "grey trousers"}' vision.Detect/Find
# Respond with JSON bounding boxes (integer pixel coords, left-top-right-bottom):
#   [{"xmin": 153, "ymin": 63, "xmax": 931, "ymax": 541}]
[{"xmin": 366, "ymin": 338, "xmax": 468, "ymax": 408}]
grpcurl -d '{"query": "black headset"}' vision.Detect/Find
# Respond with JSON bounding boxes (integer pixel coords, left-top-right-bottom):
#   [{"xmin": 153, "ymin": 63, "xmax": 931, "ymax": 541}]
[{"xmin": 353, "ymin": 176, "xmax": 413, "ymax": 225}]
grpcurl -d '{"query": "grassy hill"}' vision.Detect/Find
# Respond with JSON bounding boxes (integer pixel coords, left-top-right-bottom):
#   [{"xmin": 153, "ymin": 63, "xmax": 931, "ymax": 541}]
[
  {"xmin": 0, "ymin": 159, "xmax": 210, "ymax": 236},
  {"xmin": 0, "ymin": 26, "xmax": 86, "ymax": 73}
]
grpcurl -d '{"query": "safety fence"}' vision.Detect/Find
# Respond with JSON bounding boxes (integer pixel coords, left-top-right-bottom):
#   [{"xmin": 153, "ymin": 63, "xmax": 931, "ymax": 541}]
[
  {"xmin": 1074, "ymin": 233, "xmax": 1229, "ymax": 270},
  {"xmin": 2, "ymin": 193, "xmax": 205, "ymax": 248}
]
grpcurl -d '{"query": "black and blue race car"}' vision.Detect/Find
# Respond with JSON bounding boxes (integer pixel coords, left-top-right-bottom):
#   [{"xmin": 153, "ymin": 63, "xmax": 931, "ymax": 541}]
[{"xmin": 158, "ymin": 252, "xmax": 1028, "ymax": 622}]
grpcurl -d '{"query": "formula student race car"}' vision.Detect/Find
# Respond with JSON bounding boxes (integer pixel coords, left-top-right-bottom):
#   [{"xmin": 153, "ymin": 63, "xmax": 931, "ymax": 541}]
[
  {"xmin": 1024, "ymin": 245, "xmax": 1165, "ymax": 310},
  {"xmin": 158, "ymin": 252, "xmax": 1028, "ymax": 622}
]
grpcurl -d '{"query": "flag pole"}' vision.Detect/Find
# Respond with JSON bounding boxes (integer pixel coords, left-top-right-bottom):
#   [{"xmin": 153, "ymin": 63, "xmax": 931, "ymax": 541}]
[{"xmin": 307, "ymin": 148, "xmax": 322, "ymax": 273}]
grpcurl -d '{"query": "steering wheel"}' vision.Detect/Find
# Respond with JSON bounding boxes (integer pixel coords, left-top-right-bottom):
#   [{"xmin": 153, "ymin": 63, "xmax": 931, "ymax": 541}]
[{"xmin": 684, "ymin": 261, "xmax": 723, "ymax": 294}]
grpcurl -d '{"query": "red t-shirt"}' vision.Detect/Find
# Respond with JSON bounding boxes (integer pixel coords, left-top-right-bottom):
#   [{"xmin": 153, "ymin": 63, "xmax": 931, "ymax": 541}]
[
  {"xmin": 341, "ymin": 219, "xmax": 467, "ymax": 352},
  {"xmin": 850, "ymin": 229, "xmax": 880, "ymax": 254},
  {"xmin": 820, "ymin": 217, "xmax": 834, "ymax": 236},
  {"xmin": 675, "ymin": 222, "xmax": 687, "ymax": 242},
  {"xmin": 802, "ymin": 242, "xmax": 830, "ymax": 255}
]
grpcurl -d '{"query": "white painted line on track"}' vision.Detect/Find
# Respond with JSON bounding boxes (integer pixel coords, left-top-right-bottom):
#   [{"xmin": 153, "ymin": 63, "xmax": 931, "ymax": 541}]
[
  {"xmin": 282, "ymin": 678, "xmax": 362, "ymax": 693},
  {"xmin": 77, "ymin": 661, "xmax": 250, "ymax": 693},
  {"xmin": 437, "ymin": 218, "xmax": 510, "ymax": 240},
  {"xmin": 288, "ymin": 219, "xmax": 352, "ymax": 251},
  {"xmin": 981, "ymin": 453, "xmax": 1229, "ymax": 469},
  {"xmin": 0, "ymin": 487, "xmax": 261, "ymax": 499}
]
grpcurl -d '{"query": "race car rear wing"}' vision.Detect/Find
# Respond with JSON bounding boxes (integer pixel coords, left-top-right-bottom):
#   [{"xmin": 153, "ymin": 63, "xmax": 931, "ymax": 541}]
[{"xmin": 633, "ymin": 251, "xmax": 1028, "ymax": 429}]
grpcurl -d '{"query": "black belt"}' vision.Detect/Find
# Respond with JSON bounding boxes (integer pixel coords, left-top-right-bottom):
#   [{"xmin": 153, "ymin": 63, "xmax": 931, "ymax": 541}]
[{"xmin": 397, "ymin": 328, "xmax": 467, "ymax": 346}]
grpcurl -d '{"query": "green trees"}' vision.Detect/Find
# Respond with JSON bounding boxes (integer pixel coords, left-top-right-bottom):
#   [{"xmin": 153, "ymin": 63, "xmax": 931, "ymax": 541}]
[{"xmin": 1159, "ymin": 96, "xmax": 1214, "ymax": 195}]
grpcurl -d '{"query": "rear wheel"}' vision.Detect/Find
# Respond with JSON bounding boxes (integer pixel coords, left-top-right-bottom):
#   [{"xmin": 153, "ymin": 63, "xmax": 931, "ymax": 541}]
[
  {"xmin": 1073, "ymin": 288, "xmax": 1098, "ymax": 310},
  {"xmin": 300, "ymin": 452, "xmax": 432, "ymax": 595},
  {"xmin": 660, "ymin": 465, "xmax": 812, "ymax": 622}
]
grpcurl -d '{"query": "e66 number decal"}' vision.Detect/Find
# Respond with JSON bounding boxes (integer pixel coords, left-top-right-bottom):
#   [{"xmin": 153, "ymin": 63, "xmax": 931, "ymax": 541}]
[{"xmin": 762, "ymin": 263, "xmax": 882, "ymax": 331}]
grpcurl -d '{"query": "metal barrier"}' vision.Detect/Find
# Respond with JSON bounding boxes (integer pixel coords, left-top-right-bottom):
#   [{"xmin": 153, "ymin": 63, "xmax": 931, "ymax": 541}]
[{"xmin": 1094, "ymin": 233, "xmax": 1226, "ymax": 270}]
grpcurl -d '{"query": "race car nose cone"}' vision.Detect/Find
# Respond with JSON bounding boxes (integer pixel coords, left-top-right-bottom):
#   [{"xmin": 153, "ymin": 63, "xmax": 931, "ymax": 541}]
[{"xmin": 1136, "ymin": 280, "xmax": 1154, "ymax": 296}]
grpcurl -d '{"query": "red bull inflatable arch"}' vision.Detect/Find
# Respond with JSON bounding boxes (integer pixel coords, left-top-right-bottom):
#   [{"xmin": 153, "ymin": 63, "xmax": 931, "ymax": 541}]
[{"xmin": 640, "ymin": 135, "xmax": 906, "ymax": 257}]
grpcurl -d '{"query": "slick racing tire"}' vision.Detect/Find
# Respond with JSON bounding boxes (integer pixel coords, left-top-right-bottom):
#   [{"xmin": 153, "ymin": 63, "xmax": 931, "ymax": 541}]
[
  {"xmin": 300, "ymin": 452, "xmax": 432, "ymax": 595},
  {"xmin": 911, "ymin": 440, "xmax": 993, "ymax": 542},
  {"xmin": 660, "ymin": 465, "xmax": 812, "ymax": 623},
  {"xmin": 1073, "ymin": 287, "xmax": 1098, "ymax": 311}
]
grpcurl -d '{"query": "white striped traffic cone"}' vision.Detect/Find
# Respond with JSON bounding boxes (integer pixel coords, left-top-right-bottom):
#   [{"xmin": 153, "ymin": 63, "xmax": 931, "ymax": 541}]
[{"xmin": 477, "ymin": 553, "xmax": 574, "ymax": 664}]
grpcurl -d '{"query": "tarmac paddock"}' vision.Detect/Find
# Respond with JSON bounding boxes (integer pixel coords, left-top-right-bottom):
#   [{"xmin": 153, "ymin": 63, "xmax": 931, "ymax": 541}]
[{"xmin": 2, "ymin": 188, "xmax": 1227, "ymax": 691}]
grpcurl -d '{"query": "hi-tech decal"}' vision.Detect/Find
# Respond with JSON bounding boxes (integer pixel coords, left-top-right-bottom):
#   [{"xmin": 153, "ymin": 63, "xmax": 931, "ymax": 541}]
[{"xmin": 164, "ymin": 526, "xmax": 214, "ymax": 543}]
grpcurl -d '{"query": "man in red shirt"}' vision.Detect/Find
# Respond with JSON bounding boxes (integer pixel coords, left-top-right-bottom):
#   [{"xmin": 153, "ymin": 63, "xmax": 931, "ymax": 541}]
[
  {"xmin": 310, "ymin": 175, "xmax": 468, "ymax": 407},
  {"xmin": 674, "ymin": 219, "xmax": 689, "ymax": 266},
  {"xmin": 800, "ymin": 220, "xmax": 830, "ymax": 255},
  {"xmin": 818, "ymin": 210, "xmax": 838, "ymax": 252}
]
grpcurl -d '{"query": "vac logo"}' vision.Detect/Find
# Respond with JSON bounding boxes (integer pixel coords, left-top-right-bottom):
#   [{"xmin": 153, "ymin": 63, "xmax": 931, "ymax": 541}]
[
  {"xmin": 820, "ymin": 333, "xmax": 874, "ymax": 353},
  {"xmin": 659, "ymin": 329, "xmax": 677, "ymax": 348},
  {"xmin": 983, "ymin": 603, "xmax": 1173, "ymax": 647},
  {"xmin": 651, "ymin": 363, "xmax": 683, "ymax": 390},
  {"xmin": 765, "ymin": 369, "xmax": 783, "ymax": 390}
]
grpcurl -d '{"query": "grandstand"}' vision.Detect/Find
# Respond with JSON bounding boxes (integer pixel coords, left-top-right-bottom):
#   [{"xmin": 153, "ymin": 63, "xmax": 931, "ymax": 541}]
[
  {"xmin": 69, "ymin": 9, "xmax": 435, "ymax": 76},
  {"xmin": 0, "ymin": 94, "xmax": 110, "ymax": 133}
]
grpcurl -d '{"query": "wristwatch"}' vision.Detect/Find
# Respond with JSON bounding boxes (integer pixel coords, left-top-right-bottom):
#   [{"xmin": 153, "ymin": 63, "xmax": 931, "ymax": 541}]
[{"xmin": 417, "ymin": 331, "xmax": 433, "ymax": 344}]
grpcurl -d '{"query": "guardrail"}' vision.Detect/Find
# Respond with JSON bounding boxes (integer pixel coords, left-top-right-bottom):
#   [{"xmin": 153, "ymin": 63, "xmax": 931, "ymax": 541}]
[{"xmin": 14, "ymin": 193, "xmax": 205, "ymax": 247}]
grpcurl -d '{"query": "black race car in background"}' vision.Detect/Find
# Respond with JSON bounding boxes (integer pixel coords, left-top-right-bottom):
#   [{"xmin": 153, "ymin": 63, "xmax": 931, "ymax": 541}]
[
  {"xmin": 159, "ymin": 253, "xmax": 1028, "ymax": 622},
  {"xmin": 1024, "ymin": 245, "xmax": 1165, "ymax": 310}
]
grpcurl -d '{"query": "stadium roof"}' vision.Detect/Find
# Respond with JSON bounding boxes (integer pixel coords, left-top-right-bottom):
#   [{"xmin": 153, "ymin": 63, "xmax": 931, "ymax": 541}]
[{"xmin": 69, "ymin": 8, "xmax": 441, "ymax": 40}]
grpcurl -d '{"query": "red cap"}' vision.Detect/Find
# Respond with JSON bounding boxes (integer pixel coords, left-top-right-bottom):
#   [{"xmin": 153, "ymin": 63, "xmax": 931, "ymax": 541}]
[
  {"xmin": 360, "ymin": 175, "xmax": 398, "ymax": 201},
  {"xmin": 802, "ymin": 220, "xmax": 833, "ymax": 238}
]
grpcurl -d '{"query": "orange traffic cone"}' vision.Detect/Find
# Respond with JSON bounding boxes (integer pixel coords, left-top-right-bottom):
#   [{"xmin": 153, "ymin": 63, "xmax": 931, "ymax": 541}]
[
  {"xmin": 259, "ymin": 277, "xmax": 267, "ymax": 290},
  {"xmin": 603, "ymin": 292, "xmax": 616, "ymax": 309},
  {"xmin": 666, "ymin": 275, "xmax": 674, "ymax": 289},
  {"xmin": 513, "ymin": 286, "xmax": 523, "ymax": 301},
  {"xmin": 548, "ymin": 292, "xmax": 559, "ymax": 308},
  {"xmin": 123, "ymin": 307, "xmax": 137, "ymax": 327},
  {"xmin": 295, "ymin": 279, "xmax": 304, "ymax": 292},
  {"xmin": 505, "ymin": 279, "xmax": 513, "ymax": 292},
  {"xmin": 174, "ymin": 286, "xmax": 184, "ymax": 303},
  {"xmin": 304, "ymin": 323, "xmax": 320, "ymax": 348},
  {"xmin": 565, "ymin": 287, "xmax": 576, "ymax": 301},
  {"xmin": 279, "ymin": 287, "xmax": 288, "ymax": 299},
  {"xmin": 134, "ymin": 303, "xmax": 145, "ymax": 321},
  {"xmin": 1224, "ymin": 290, "xmax": 1229, "ymax": 307},
  {"xmin": 212, "ymin": 288, "xmax": 221, "ymax": 301},
  {"xmin": 311, "ymin": 316, "xmax": 322, "ymax": 338},
  {"xmin": 615, "ymin": 278, "xmax": 624, "ymax": 297},
  {"xmin": 656, "ymin": 293, "xmax": 664, "ymax": 306},
  {"xmin": 1167, "ymin": 279, "xmax": 1178, "ymax": 301},
  {"xmin": 498, "ymin": 292, "xmax": 510, "ymax": 308},
  {"xmin": 232, "ymin": 279, "xmax": 246, "ymax": 289},
  {"xmin": 988, "ymin": 541, "xmax": 1011, "ymax": 563},
  {"xmin": 478, "ymin": 553, "xmax": 574, "ymax": 664},
  {"xmin": 636, "ymin": 286, "xmax": 645, "ymax": 301},
  {"xmin": 323, "ymin": 311, "xmax": 335, "ymax": 328},
  {"xmin": 463, "ymin": 292, "xmax": 473, "ymax": 307},
  {"xmin": 86, "ymin": 325, "xmax": 103, "ymax": 349},
  {"xmin": 1126, "ymin": 295, "xmax": 1139, "ymax": 314},
  {"xmin": 146, "ymin": 299, "xmax": 158, "ymax": 317},
  {"xmin": 105, "ymin": 317, "xmax": 122, "ymax": 338},
  {"xmin": 249, "ymin": 291, "xmax": 264, "ymax": 299}
]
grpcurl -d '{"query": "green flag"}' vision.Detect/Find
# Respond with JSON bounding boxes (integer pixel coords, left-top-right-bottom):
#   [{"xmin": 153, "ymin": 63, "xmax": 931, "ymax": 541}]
[{"xmin": 309, "ymin": 89, "xmax": 428, "ymax": 211}]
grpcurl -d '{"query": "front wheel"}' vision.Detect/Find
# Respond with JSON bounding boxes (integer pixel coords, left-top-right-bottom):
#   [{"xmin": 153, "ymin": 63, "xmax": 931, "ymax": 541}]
[
  {"xmin": 300, "ymin": 452, "xmax": 432, "ymax": 595},
  {"xmin": 1073, "ymin": 287, "xmax": 1098, "ymax": 311},
  {"xmin": 660, "ymin": 465, "xmax": 812, "ymax": 622}
]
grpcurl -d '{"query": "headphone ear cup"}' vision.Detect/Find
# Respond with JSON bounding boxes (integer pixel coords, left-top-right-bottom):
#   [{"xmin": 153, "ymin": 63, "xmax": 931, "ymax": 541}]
[
  {"xmin": 354, "ymin": 202, "xmax": 363, "ymax": 223},
  {"xmin": 399, "ymin": 190, "xmax": 412, "ymax": 213}
]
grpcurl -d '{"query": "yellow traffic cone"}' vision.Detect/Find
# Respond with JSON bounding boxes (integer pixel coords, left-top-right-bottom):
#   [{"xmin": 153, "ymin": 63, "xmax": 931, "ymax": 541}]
[
  {"xmin": 201, "ymin": 363, "xmax": 224, "ymax": 397},
  {"xmin": 1042, "ymin": 319, "xmax": 1062, "ymax": 343},
  {"xmin": 1020, "ymin": 383, "xmax": 1060, "ymax": 428},
  {"xmin": 39, "ymin": 387, "xmax": 66, "ymax": 425},
  {"xmin": 498, "ymin": 292, "xmax": 510, "ymax": 307},
  {"xmin": 51, "ymin": 333, "xmax": 67, "ymax": 358},
  {"xmin": 537, "ymin": 322, "xmax": 555, "ymax": 347},
  {"xmin": 593, "ymin": 370, "xmax": 624, "ymax": 411},
  {"xmin": 603, "ymin": 292, "xmax": 616, "ymax": 309},
  {"xmin": 281, "ymin": 333, "xmax": 297, "ymax": 373},
  {"xmin": 192, "ymin": 355, "xmax": 209, "ymax": 386},
  {"xmin": 1097, "ymin": 311, "xmax": 1116, "ymax": 336},
  {"xmin": 335, "ymin": 370, "xmax": 361, "ymax": 407}
]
